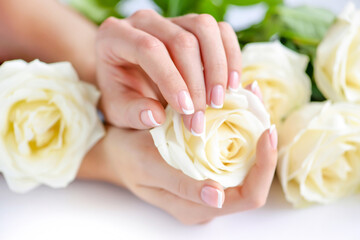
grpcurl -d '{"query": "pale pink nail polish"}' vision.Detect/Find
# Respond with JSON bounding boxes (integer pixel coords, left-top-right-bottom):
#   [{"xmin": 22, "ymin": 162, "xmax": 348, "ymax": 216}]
[
  {"xmin": 211, "ymin": 85, "xmax": 224, "ymax": 109},
  {"xmin": 269, "ymin": 124, "xmax": 278, "ymax": 150},
  {"xmin": 251, "ymin": 81, "xmax": 263, "ymax": 102},
  {"xmin": 201, "ymin": 186, "xmax": 223, "ymax": 208},
  {"xmin": 191, "ymin": 111, "xmax": 205, "ymax": 136},
  {"xmin": 178, "ymin": 91, "xmax": 194, "ymax": 115},
  {"xmin": 229, "ymin": 71, "xmax": 239, "ymax": 92},
  {"xmin": 140, "ymin": 110, "xmax": 160, "ymax": 127}
]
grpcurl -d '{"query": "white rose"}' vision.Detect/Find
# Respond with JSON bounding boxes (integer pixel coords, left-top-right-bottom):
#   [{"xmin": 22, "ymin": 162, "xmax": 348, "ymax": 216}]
[
  {"xmin": 0, "ymin": 60, "xmax": 105, "ymax": 193},
  {"xmin": 315, "ymin": 3, "xmax": 360, "ymax": 102},
  {"xmin": 150, "ymin": 89, "xmax": 270, "ymax": 188},
  {"xmin": 241, "ymin": 41, "xmax": 311, "ymax": 125},
  {"xmin": 278, "ymin": 102, "xmax": 360, "ymax": 207}
]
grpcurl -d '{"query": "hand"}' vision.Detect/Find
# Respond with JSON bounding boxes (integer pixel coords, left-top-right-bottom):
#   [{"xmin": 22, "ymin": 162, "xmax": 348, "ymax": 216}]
[
  {"xmin": 95, "ymin": 10, "xmax": 241, "ymax": 135},
  {"xmin": 78, "ymin": 123, "xmax": 277, "ymax": 225}
]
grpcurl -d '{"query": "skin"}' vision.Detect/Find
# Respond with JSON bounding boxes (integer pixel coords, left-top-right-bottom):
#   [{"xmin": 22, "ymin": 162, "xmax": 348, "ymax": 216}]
[
  {"xmin": 96, "ymin": 10, "xmax": 242, "ymax": 134},
  {"xmin": 0, "ymin": 0, "xmax": 278, "ymax": 224},
  {"xmin": 79, "ymin": 126, "xmax": 277, "ymax": 225}
]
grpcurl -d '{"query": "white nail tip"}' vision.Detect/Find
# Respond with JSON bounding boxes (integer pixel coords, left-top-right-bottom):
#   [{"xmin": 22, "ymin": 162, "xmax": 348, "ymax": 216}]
[
  {"xmin": 211, "ymin": 101, "xmax": 223, "ymax": 109},
  {"xmin": 147, "ymin": 110, "xmax": 160, "ymax": 127},
  {"xmin": 229, "ymin": 86, "xmax": 239, "ymax": 93},
  {"xmin": 216, "ymin": 189, "xmax": 223, "ymax": 208},
  {"xmin": 269, "ymin": 124, "xmax": 276, "ymax": 135},
  {"xmin": 251, "ymin": 81, "xmax": 259, "ymax": 93},
  {"xmin": 182, "ymin": 108, "xmax": 195, "ymax": 115},
  {"xmin": 191, "ymin": 129, "xmax": 203, "ymax": 137}
]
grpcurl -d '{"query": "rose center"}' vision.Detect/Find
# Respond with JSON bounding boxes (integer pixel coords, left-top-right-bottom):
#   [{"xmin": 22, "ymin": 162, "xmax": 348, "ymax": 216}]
[
  {"xmin": 8, "ymin": 100, "xmax": 63, "ymax": 156},
  {"xmin": 217, "ymin": 122, "xmax": 247, "ymax": 164}
]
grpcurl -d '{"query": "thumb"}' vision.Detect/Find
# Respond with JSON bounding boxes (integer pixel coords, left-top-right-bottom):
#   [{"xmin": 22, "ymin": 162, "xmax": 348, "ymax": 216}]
[{"xmin": 101, "ymin": 89, "xmax": 166, "ymax": 129}]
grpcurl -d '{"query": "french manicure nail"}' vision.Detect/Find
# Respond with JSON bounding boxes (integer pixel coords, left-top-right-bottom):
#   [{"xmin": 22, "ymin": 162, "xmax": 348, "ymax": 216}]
[
  {"xmin": 201, "ymin": 186, "xmax": 223, "ymax": 208},
  {"xmin": 269, "ymin": 124, "xmax": 278, "ymax": 150},
  {"xmin": 140, "ymin": 110, "xmax": 160, "ymax": 127},
  {"xmin": 229, "ymin": 71, "xmax": 239, "ymax": 92},
  {"xmin": 251, "ymin": 81, "xmax": 263, "ymax": 101},
  {"xmin": 191, "ymin": 111, "xmax": 205, "ymax": 136},
  {"xmin": 211, "ymin": 85, "xmax": 224, "ymax": 109},
  {"xmin": 178, "ymin": 91, "xmax": 194, "ymax": 115}
]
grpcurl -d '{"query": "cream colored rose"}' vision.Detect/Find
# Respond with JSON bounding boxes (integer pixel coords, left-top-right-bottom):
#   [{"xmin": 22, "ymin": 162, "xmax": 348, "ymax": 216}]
[
  {"xmin": 0, "ymin": 60, "xmax": 105, "ymax": 193},
  {"xmin": 241, "ymin": 41, "xmax": 311, "ymax": 125},
  {"xmin": 278, "ymin": 102, "xmax": 360, "ymax": 207},
  {"xmin": 150, "ymin": 89, "xmax": 270, "ymax": 188},
  {"xmin": 315, "ymin": 3, "xmax": 360, "ymax": 102}
]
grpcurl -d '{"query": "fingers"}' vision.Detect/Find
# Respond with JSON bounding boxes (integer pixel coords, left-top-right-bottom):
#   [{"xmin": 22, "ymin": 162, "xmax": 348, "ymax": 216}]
[
  {"xmin": 218, "ymin": 21, "xmax": 242, "ymax": 92},
  {"xmin": 100, "ymin": 84, "xmax": 166, "ymax": 129},
  {"xmin": 172, "ymin": 14, "xmax": 228, "ymax": 108},
  {"xmin": 223, "ymin": 126, "xmax": 278, "ymax": 212},
  {"xmin": 135, "ymin": 186, "xmax": 216, "ymax": 225},
  {"xmin": 140, "ymin": 148, "xmax": 225, "ymax": 208},
  {"xmin": 128, "ymin": 10, "xmax": 207, "ymax": 135},
  {"xmin": 245, "ymin": 81, "xmax": 263, "ymax": 102},
  {"xmin": 97, "ymin": 17, "xmax": 195, "ymax": 118}
]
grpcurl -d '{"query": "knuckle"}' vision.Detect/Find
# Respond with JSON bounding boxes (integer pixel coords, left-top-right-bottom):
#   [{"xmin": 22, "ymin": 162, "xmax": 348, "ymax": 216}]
[
  {"xmin": 131, "ymin": 9, "xmax": 157, "ymax": 19},
  {"xmin": 190, "ymin": 87, "xmax": 205, "ymax": 100},
  {"xmin": 172, "ymin": 32, "xmax": 198, "ymax": 49},
  {"xmin": 218, "ymin": 21, "xmax": 233, "ymax": 33},
  {"xmin": 195, "ymin": 14, "xmax": 218, "ymax": 29},
  {"xmin": 212, "ymin": 61, "xmax": 227, "ymax": 73},
  {"xmin": 248, "ymin": 195, "xmax": 267, "ymax": 209},
  {"xmin": 176, "ymin": 179, "xmax": 189, "ymax": 198},
  {"xmin": 97, "ymin": 17, "xmax": 126, "ymax": 53},
  {"xmin": 137, "ymin": 35, "xmax": 163, "ymax": 52},
  {"xmin": 99, "ymin": 17, "xmax": 122, "ymax": 31}
]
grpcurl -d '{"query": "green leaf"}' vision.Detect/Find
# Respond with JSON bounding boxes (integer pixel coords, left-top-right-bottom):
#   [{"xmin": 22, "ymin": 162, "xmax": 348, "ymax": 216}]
[
  {"xmin": 195, "ymin": 0, "xmax": 228, "ymax": 21},
  {"xmin": 69, "ymin": 0, "xmax": 123, "ymax": 24},
  {"xmin": 94, "ymin": 0, "xmax": 121, "ymax": 7},
  {"xmin": 225, "ymin": 0, "xmax": 283, "ymax": 6},
  {"xmin": 237, "ymin": 5, "xmax": 335, "ymax": 60},
  {"xmin": 153, "ymin": 0, "xmax": 195, "ymax": 17},
  {"xmin": 152, "ymin": 0, "xmax": 169, "ymax": 12},
  {"xmin": 277, "ymin": 6, "xmax": 335, "ymax": 46}
]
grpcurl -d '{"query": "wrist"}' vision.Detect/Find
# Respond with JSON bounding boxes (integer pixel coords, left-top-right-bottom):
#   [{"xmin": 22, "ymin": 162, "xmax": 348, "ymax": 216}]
[
  {"xmin": 77, "ymin": 136, "xmax": 110, "ymax": 182},
  {"xmin": 77, "ymin": 127, "xmax": 125, "ymax": 187}
]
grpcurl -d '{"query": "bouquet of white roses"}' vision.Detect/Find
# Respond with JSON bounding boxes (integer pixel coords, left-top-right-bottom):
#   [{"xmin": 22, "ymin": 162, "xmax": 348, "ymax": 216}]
[
  {"xmin": 148, "ymin": 2, "xmax": 360, "ymax": 207},
  {"xmin": 1, "ymin": 0, "xmax": 359, "ymax": 210}
]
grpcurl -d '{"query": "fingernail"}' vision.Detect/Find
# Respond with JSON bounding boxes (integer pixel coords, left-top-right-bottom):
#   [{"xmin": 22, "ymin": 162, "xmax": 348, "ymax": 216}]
[
  {"xmin": 178, "ymin": 91, "xmax": 194, "ymax": 115},
  {"xmin": 269, "ymin": 124, "xmax": 278, "ymax": 150},
  {"xmin": 251, "ymin": 81, "xmax": 263, "ymax": 101},
  {"xmin": 191, "ymin": 111, "xmax": 205, "ymax": 136},
  {"xmin": 211, "ymin": 85, "xmax": 224, "ymax": 109},
  {"xmin": 229, "ymin": 71, "xmax": 239, "ymax": 92},
  {"xmin": 140, "ymin": 110, "xmax": 160, "ymax": 127},
  {"xmin": 201, "ymin": 186, "xmax": 223, "ymax": 208}
]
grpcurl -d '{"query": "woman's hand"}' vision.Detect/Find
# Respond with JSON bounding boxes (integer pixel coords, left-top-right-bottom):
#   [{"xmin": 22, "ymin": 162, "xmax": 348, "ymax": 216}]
[
  {"xmin": 96, "ymin": 10, "xmax": 241, "ymax": 135},
  {"xmin": 78, "ymin": 124, "xmax": 277, "ymax": 225}
]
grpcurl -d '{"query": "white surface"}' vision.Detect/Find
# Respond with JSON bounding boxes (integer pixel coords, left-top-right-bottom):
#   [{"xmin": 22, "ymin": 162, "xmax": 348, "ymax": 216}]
[
  {"xmin": 2, "ymin": 1, "xmax": 360, "ymax": 240},
  {"xmin": 1, "ymin": 176, "xmax": 359, "ymax": 240}
]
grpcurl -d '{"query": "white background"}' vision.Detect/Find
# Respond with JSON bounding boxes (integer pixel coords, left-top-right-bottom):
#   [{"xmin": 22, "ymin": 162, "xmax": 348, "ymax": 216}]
[{"xmin": 1, "ymin": 1, "xmax": 360, "ymax": 240}]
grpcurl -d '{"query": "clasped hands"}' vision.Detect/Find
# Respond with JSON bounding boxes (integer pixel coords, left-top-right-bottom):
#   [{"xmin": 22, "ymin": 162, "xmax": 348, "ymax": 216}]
[{"xmin": 80, "ymin": 10, "xmax": 278, "ymax": 224}]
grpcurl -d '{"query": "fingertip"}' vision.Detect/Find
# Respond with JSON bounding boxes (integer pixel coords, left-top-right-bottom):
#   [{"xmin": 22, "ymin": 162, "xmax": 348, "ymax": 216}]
[
  {"xmin": 255, "ymin": 126, "xmax": 278, "ymax": 167},
  {"xmin": 228, "ymin": 71, "xmax": 240, "ymax": 92},
  {"xmin": 140, "ymin": 110, "xmax": 161, "ymax": 127},
  {"xmin": 138, "ymin": 100, "xmax": 166, "ymax": 129},
  {"xmin": 200, "ymin": 180, "xmax": 224, "ymax": 208},
  {"xmin": 269, "ymin": 124, "xmax": 278, "ymax": 150},
  {"xmin": 200, "ymin": 185, "xmax": 224, "ymax": 209},
  {"xmin": 182, "ymin": 115, "xmax": 192, "ymax": 133}
]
